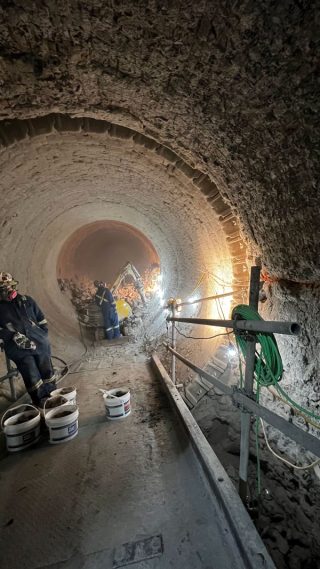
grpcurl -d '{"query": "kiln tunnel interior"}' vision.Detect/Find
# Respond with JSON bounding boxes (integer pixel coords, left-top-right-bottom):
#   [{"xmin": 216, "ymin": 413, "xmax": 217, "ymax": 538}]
[
  {"xmin": 0, "ymin": 122, "xmax": 233, "ymax": 363},
  {"xmin": 57, "ymin": 220, "xmax": 160, "ymax": 285},
  {"xmin": 0, "ymin": 4, "xmax": 319, "ymax": 568}
]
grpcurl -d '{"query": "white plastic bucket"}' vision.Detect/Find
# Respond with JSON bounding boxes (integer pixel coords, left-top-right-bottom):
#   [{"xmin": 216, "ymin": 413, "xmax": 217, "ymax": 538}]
[
  {"xmin": 44, "ymin": 395, "xmax": 69, "ymax": 411},
  {"xmin": 1, "ymin": 404, "xmax": 40, "ymax": 452},
  {"xmin": 44, "ymin": 401, "xmax": 79, "ymax": 444},
  {"xmin": 50, "ymin": 386, "xmax": 77, "ymax": 405},
  {"xmin": 103, "ymin": 388, "xmax": 131, "ymax": 420}
]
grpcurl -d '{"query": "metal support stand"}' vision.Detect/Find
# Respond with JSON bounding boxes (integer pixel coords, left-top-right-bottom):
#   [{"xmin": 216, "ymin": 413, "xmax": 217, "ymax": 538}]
[
  {"xmin": 167, "ymin": 298, "xmax": 178, "ymax": 384},
  {"xmin": 164, "ymin": 266, "xmax": 302, "ymax": 504},
  {"xmin": 239, "ymin": 266, "xmax": 260, "ymax": 504},
  {"xmin": 171, "ymin": 302, "xmax": 177, "ymax": 384},
  {"xmin": 6, "ymin": 355, "xmax": 17, "ymax": 401},
  {"xmin": 0, "ymin": 352, "xmax": 18, "ymax": 401}
]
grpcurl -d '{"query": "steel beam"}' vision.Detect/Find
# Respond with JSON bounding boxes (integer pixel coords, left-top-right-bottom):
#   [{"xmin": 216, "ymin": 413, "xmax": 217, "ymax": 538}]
[
  {"xmin": 167, "ymin": 316, "xmax": 300, "ymax": 336},
  {"xmin": 171, "ymin": 303, "xmax": 177, "ymax": 384},
  {"xmin": 234, "ymin": 391, "xmax": 320, "ymax": 458},
  {"xmin": 167, "ymin": 345, "xmax": 232, "ymax": 396},
  {"xmin": 239, "ymin": 266, "xmax": 260, "ymax": 503},
  {"xmin": 166, "ymin": 345, "xmax": 320, "ymax": 458},
  {"xmin": 177, "ymin": 291, "xmax": 237, "ymax": 308}
]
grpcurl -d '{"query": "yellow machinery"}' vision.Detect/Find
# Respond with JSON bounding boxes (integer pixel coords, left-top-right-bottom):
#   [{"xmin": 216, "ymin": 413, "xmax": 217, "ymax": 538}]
[
  {"xmin": 111, "ymin": 262, "xmax": 146, "ymax": 306},
  {"xmin": 115, "ymin": 298, "xmax": 132, "ymax": 320}
]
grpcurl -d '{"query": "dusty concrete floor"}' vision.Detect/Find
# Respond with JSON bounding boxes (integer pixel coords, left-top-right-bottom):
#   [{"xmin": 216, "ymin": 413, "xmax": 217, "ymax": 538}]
[{"xmin": 0, "ymin": 349, "xmax": 252, "ymax": 569}]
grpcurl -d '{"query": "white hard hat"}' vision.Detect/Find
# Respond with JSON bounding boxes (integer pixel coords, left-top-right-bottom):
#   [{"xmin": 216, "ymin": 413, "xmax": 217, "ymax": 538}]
[
  {"xmin": 0, "ymin": 272, "xmax": 13, "ymax": 284},
  {"xmin": 0, "ymin": 272, "xmax": 18, "ymax": 287}
]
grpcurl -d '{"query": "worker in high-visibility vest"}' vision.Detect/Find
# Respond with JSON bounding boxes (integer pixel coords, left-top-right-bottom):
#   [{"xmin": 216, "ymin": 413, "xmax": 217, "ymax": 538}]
[{"xmin": 94, "ymin": 281, "xmax": 121, "ymax": 340}]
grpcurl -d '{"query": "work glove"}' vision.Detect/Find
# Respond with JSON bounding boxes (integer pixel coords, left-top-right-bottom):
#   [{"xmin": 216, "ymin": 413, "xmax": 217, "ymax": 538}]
[{"xmin": 13, "ymin": 332, "xmax": 36, "ymax": 350}]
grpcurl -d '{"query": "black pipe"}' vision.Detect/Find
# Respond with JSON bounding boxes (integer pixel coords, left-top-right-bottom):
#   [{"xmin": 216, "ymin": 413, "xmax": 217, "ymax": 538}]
[{"xmin": 167, "ymin": 316, "xmax": 300, "ymax": 336}]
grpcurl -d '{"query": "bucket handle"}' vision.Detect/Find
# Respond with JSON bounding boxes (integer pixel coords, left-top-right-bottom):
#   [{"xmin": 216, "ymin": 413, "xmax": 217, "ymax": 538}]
[
  {"xmin": 43, "ymin": 396, "xmax": 68, "ymax": 418},
  {"xmin": 1, "ymin": 403, "xmax": 39, "ymax": 431},
  {"xmin": 99, "ymin": 388, "xmax": 126, "ymax": 405}
]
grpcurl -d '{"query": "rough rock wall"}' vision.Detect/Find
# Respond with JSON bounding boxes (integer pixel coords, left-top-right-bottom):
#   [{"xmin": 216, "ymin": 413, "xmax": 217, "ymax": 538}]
[
  {"xmin": 0, "ymin": 1, "xmax": 318, "ymax": 280},
  {"xmin": 0, "ymin": 2, "xmax": 319, "ymax": 401},
  {"xmin": 262, "ymin": 283, "xmax": 320, "ymax": 410}
]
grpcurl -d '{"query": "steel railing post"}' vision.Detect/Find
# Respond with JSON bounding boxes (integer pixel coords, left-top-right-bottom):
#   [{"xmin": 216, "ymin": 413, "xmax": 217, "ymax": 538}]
[
  {"xmin": 171, "ymin": 301, "xmax": 177, "ymax": 384},
  {"xmin": 238, "ymin": 266, "xmax": 260, "ymax": 504},
  {"xmin": 166, "ymin": 345, "xmax": 320, "ymax": 458},
  {"xmin": 167, "ymin": 316, "xmax": 300, "ymax": 336},
  {"xmin": 6, "ymin": 355, "xmax": 17, "ymax": 401}
]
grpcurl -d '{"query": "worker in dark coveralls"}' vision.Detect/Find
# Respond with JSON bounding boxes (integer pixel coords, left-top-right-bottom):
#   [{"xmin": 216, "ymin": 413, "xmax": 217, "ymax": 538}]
[
  {"xmin": 94, "ymin": 280, "xmax": 121, "ymax": 340},
  {"xmin": 0, "ymin": 272, "xmax": 57, "ymax": 407}
]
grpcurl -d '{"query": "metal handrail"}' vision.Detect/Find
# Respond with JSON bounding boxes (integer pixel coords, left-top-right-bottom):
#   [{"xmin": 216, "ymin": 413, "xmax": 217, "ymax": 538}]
[
  {"xmin": 176, "ymin": 290, "xmax": 243, "ymax": 308},
  {"xmin": 167, "ymin": 265, "xmax": 303, "ymax": 504},
  {"xmin": 167, "ymin": 316, "xmax": 300, "ymax": 336},
  {"xmin": 167, "ymin": 344, "xmax": 320, "ymax": 458}
]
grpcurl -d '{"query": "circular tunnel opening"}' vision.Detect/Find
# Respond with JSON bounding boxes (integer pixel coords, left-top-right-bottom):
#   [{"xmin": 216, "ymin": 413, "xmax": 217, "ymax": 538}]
[
  {"xmin": 0, "ymin": 120, "xmax": 233, "ymax": 361},
  {"xmin": 57, "ymin": 220, "xmax": 160, "ymax": 285}
]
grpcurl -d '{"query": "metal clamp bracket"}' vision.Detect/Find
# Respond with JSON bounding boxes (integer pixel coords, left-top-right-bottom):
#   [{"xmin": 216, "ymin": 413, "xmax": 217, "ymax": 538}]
[{"xmin": 231, "ymin": 386, "xmax": 254, "ymax": 413}]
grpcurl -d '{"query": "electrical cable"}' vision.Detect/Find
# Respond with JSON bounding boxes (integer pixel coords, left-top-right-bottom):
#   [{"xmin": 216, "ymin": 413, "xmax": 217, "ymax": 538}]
[
  {"xmin": 216, "ymin": 296, "xmax": 225, "ymax": 320},
  {"xmin": 232, "ymin": 304, "xmax": 284, "ymax": 389},
  {"xmin": 51, "ymin": 317, "xmax": 90, "ymax": 382},
  {"xmin": 205, "ymin": 268, "xmax": 245, "ymax": 287},
  {"xmin": 51, "ymin": 354, "xmax": 70, "ymax": 383},
  {"xmin": 233, "ymin": 304, "xmax": 320, "ymax": 422},
  {"xmin": 183, "ymin": 268, "xmax": 245, "ymax": 306},
  {"xmin": 260, "ymin": 418, "xmax": 320, "ymax": 470},
  {"xmin": 267, "ymin": 386, "xmax": 320, "ymax": 431},
  {"xmin": 188, "ymin": 272, "xmax": 206, "ymax": 297},
  {"xmin": 216, "ymin": 296, "xmax": 236, "ymax": 352},
  {"xmin": 57, "ymin": 319, "xmax": 89, "ymax": 374},
  {"xmin": 232, "ymin": 303, "xmax": 320, "ymax": 494},
  {"xmin": 174, "ymin": 325, "xmax": 232, "ymax": 341},
  {"xmin": 275, "ymin": 383, "xmax": 320, "ymax": 422},
  {"xmin": 51, "ymin": 355, "xmax": 68, "ymax": 368}
]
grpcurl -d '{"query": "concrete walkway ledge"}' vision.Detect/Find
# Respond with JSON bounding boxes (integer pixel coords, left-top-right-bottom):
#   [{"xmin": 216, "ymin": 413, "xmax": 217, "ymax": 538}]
[{"xmin": 151, "ymin": 352, "xmax": 275, "ymax": 569}]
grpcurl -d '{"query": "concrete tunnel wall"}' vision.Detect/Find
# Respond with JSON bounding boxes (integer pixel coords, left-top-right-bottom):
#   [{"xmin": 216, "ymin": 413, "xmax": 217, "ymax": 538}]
[
  {"xmin": 0, "ymin": 116, "xmax": 236, "ymax": 363},
  {"xmin": 57, "ymin": 220, "xmax": 160, "ymax": 284},
  {"xmin": 0, "ymin": 1, "xmax": 319, "ymax": 409}
]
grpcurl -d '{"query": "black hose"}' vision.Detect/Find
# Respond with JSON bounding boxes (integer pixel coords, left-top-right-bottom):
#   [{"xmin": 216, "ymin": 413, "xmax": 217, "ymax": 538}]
[
  {"xmin": 51, "ymin": 354, "xmax": 69, "ymax": 382},
  {"xmin": 51, "ymin": 355, "xmax": 68, "ymax": 367}
]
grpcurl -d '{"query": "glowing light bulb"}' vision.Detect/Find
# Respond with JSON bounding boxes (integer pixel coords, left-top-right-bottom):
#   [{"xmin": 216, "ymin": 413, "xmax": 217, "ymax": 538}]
[{"xmin": 227, "ymin": 346, "xmax": 237, "ymax": 357}]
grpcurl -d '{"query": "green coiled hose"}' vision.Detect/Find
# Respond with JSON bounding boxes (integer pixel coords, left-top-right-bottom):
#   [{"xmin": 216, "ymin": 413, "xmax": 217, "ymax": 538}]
[
  {"xmin": 232, "ymin": 304, "xmax": 320, "ymax": 421},
  {"xmin": 232, "ymin": 304, "xmax": 283, "ymax": 390},
  {"xmin": 232, "ymin": 304, "xmax": 320, "ymax": 494}
]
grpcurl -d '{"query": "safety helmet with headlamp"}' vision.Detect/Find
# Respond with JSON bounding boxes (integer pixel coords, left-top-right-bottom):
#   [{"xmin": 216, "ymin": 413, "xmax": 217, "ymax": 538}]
[{"xmin": 0, "ymin": 272, "xmax": 18, "ymax": 301}]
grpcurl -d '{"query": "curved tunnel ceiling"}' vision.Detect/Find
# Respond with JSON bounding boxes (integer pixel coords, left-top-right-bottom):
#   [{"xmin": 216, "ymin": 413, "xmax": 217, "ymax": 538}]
[
  {"xmin": 0, "ymin": 3, "xmax": 318, "ymax": 382},
  {"xmin": 0, "ymin": 2, "xmax": 318, "ymax": 285},
  {"xmin": 0, "ymin": 115, "xmax": 236, "ymax": 357},
  {"xmin": 0, "ymin": 6, "xmax": 319, "ymax": 565},
  {"xmin": 0, "ymin": 114, "xmax": 248, "ymax": 284}
]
